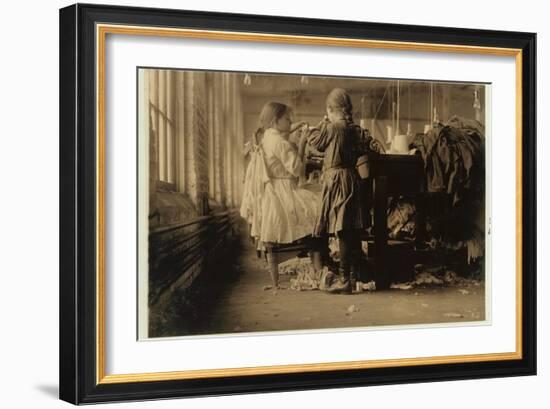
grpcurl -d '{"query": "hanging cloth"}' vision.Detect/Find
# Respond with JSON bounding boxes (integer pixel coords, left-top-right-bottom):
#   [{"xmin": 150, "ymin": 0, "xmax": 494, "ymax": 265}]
[{"xmin": 240, "ymin": 132, "xmax": 271, "ymax": 240}]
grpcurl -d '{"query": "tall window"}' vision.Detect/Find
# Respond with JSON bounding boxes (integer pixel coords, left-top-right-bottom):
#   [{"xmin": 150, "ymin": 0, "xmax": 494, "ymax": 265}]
[
  {"xmin": 149, "ymin": 70, "xmax": 177, "ymax": 189},
  {"xmin": 206, "ymin": 75, "xmax": 216, "ymax": 201}
]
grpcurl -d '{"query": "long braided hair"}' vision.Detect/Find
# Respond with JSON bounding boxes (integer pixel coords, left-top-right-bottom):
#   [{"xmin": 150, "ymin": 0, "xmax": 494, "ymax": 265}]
[{"xmin": 326, "ymin": 88, "xmax": 353, "ymax": 123}]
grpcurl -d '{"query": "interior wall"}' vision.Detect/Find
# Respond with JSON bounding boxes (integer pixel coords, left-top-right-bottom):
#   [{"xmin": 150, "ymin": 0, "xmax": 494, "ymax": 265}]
[
  {"xmin": 147, "ymin": 69, "xmax": 246, "ymax": 228},
  {"xmin": 146, "ymin": 70, "xmax": 246, "ymax": 304},
  {"xmin": 242, "ymin": 77, "xmax": 485, "ymax": 147}
]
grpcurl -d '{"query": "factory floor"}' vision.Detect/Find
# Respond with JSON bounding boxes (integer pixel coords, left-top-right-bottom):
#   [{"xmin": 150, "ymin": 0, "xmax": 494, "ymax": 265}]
[{"xmin": 183, "ymin": 226, "xmax": 486, "ymax": 337}]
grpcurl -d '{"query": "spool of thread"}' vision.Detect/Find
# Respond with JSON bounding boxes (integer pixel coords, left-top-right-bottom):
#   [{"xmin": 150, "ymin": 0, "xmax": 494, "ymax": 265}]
[
  {"xmin": 391, "ymin": 134, "xmax": 409, "ymax": 154},
  {"xmin": 386, "ymin": 125, "xmax": 394, "ymax": 144}
]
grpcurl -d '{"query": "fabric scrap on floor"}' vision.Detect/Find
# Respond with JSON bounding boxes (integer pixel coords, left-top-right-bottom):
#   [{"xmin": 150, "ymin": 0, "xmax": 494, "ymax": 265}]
[
  {"xmin": 289, "ymin": 267, "xmax": 336, "ymax": 291},
  {"xmin": 278, "ymin": 257, "xmax": 313, "ymax": 275},
  {"xmin": 390, "ymin": 266, "xmax": 482, "ymax": 290},
  {"xmin": 414, "ymin": 272, "xmax": 444, "ymax": 285},
  {"xmin": 361, "ymin": 281, "xmax": 376, "ymax": 291},
  {"xmin": 347, "ymin": 304, "xmax": 359, "ymax": 314},
  {"xmin": 391, "ymin": 283, "xmax": 414, "ymax": 290}
]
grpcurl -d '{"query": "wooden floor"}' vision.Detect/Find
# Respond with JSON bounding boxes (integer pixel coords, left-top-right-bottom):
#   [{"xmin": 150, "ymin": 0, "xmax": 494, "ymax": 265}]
[{"xmin": 170, "ymin": 226, "xmax": 486, "ymax": 337}]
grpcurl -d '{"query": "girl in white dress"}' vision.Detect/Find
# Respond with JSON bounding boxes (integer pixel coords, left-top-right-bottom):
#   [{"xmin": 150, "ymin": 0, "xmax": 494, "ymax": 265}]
[{"xmin": 241, "ymin": 102, "xmax": 320, "ymax": 288}]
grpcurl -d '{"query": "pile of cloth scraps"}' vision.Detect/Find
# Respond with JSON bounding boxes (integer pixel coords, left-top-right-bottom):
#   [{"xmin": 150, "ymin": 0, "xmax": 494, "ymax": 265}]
[
  {"xmin": 277, "ymin": 257, "xmax": 336, "ymax": 291},
  {"xmin": 277, "ymin": 256, "xmax": 376, "ymax": 292},
  {"xmin": 390, "ymin": 266, "xmax": 483, "ymax": 290},
  {"xmin": 278, "ymin": 256, "xmax": 314, "ymax": 276},
  {"xmin": 411, "ymin": 115, "xmax": 484, "ymax": 206},
  {"xmin": 387, "ymin": 197, "xmax": 417, "ymax": 239}
]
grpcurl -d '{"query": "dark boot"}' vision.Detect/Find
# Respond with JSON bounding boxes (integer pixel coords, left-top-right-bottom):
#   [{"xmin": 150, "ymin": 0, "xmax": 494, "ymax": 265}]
[{"xmin": 327, "ymin": 268, "xmax": 351, "ymax": 294}]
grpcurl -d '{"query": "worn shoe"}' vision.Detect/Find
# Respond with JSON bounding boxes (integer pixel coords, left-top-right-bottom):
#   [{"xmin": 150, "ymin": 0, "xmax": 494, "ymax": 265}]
[{"xmin": 326, "ymin": 277, "xmax": 351, "ymax": 294}]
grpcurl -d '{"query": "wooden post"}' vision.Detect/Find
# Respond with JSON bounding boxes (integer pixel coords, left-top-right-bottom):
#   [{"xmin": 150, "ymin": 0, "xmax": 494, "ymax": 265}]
[
  {"xmin": 374, "ymin": 175, "xmax": 389, "ymax": 290},
  {"xmin": 149, "ymin": 70, "xmax": 160, "ymax": 226},
  {"xmin": 166, "ymin": 70, "xmax": 175, "ymax": 184},
  {"xmin": 158, "ymin": 70, "xmax": 167, "ymax": 182}
]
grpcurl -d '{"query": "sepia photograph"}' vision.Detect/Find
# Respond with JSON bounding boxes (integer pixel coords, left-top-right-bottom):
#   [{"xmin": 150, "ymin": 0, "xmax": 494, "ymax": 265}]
[
  {"xmin": 137, "ymin": 68, "xmax": 488, "ymax": 339},
  {"xmin": 56, "ymin": 3, "xmax": 537, "ymax": 404}
]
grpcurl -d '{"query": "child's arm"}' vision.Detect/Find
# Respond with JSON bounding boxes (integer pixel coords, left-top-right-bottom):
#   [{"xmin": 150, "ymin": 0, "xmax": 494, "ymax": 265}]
[
  {"xmin": 276, "ymin": 139, "xmax": 305, "ymax": 179},
  {"xmin": 307, "ymin": 117, "xmax": 332, "ymax": 153},
  {"xmin": 297, "ymin": 124, "xmax": 310, "ymax": 160}
]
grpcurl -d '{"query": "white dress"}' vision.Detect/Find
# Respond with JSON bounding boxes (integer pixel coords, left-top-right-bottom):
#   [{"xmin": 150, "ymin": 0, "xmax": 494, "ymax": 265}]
[{"xmin": 259, "ymin": 129, "xmax": 320, "ymax": 244}]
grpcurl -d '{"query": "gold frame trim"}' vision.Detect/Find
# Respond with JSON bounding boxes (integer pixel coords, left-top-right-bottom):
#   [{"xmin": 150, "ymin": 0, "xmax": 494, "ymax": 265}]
[{"xmin": 95, "ymin": 23, "xmax": 523, "ymax": 385}]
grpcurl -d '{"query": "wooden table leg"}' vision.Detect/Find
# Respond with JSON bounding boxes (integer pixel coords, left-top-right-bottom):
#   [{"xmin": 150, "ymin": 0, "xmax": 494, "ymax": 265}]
[
  {"xmin": 374, "ymin": 175, "xmax": 390, "ymax": 290},
  {"xmin": 415, "ymin": 192, "xmax": 427, "ymax": 246}
]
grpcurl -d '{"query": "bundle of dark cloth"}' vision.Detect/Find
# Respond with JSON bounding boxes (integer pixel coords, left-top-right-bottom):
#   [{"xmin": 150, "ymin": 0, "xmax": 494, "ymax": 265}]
[{"xmin": 411, "ymin": 115, "xmax": 484, "ymax": 206}]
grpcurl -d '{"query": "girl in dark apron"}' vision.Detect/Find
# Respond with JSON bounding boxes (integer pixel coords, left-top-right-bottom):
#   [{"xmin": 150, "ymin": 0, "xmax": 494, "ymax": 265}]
[{"xmin": 308, "ymin": 88, "xmax": 370, "ymax": 294}]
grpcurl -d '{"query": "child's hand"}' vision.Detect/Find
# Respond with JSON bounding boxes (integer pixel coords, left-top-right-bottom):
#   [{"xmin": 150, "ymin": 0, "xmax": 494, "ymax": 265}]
[
  {"xmin": 299, "ymin": 126, "xmax": 310, "ymax": 144},
  {"xmin": 290, "ymin": 121, "xmax": 308, "ymax": 133}
]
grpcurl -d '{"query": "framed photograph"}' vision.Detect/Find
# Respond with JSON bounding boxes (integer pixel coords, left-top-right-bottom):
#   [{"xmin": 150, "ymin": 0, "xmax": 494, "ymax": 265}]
[{"xmin": 59, "ymin": 3, "xmax": 536, "ymax": 404}]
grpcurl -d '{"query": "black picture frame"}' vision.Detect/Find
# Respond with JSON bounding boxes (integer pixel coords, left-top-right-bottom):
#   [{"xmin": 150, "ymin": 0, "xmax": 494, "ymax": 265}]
[{"xmin": 59, "ymin": 3, "xmax": 536, "ymax": 405}]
